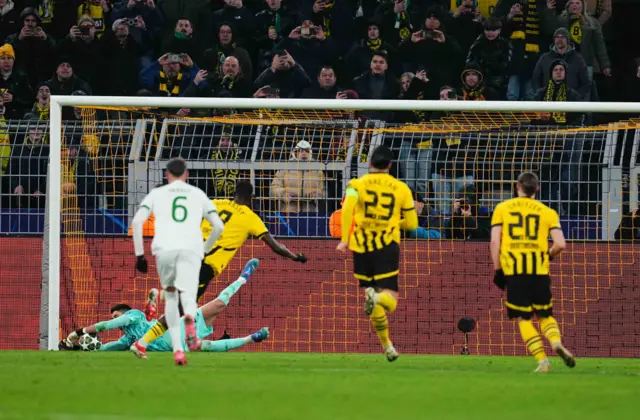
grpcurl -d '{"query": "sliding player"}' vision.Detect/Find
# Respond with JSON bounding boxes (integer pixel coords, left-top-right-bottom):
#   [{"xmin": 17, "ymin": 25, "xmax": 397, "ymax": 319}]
[
  {"xmin": 131, "ymin": 180, "xmax": 307, "ymax": 358},
  {"xmin": 336, "ymin": 145, "xmax": 418, "ymax": 362},
  {"xmin": 131, "ymin": 157, "xmax": 225, "ymax": 365},
  {"xmin": 60, "ymin": 259, "xmax": 268, "ymax": 354},
  {"xmin": 490, "ymin": 172, "xmax": 576, "ymax": 372}
]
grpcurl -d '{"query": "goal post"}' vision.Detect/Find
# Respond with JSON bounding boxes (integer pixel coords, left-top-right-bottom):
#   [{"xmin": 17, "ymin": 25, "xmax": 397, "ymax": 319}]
[{"xmin": 41, "ymin": 96, "xmax": 640, "ymax": 353}]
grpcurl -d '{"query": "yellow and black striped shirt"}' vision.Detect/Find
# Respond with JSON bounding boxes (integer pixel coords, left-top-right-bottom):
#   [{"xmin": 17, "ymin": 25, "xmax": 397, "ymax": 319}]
[
  {"xmin": 491, "ymin": 197, "xmax": 561, "ymax": 276},
  {"xmin": 347, "ymin": 173, "xmax": 416, "ymax": 253}
]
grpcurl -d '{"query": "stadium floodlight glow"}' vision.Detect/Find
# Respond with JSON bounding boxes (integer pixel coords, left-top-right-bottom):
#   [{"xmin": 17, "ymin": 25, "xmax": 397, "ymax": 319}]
[{"xmin": 46, "ymin": 96, "xmax": 640, "ymax": 351}]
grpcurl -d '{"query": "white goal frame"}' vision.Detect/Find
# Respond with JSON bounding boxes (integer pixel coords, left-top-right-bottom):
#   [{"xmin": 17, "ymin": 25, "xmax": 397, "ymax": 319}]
[{"xmin": 47, "ymin": 96, "xmax": 640, "ymax": 350}]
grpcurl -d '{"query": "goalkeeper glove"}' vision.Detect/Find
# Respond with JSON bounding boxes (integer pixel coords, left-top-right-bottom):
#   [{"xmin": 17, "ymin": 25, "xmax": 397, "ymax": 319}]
[
  {"xmin": 136, "ymin": 255, "xmax": 148, "ymax": 273},
  {"xmin": 63, "ymin": 328, "xmax": 84, "ymax": 348},
  {"xmin": 493, "ymin": 269, "xmax": 506, "ymax": 290},
  {"xmin": 294, "ymin": 254, "xmax": 308, "ymax": 263}
]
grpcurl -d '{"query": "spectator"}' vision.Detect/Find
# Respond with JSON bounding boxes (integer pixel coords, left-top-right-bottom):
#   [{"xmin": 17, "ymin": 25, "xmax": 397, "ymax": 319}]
[
  {"xmin": 300, "ymin": 65, "xmax": 343, "ymax": 99},
  {"xmin": 77, "ymin": 0, "xmax": 116, "ymax": 39},
  {"xmin": 0, "ymin": 43, "xmax": 33, "ymax": 119},
  {"xmin": 449, "ymin": 0, "xmax": 484, "ymax": 54},
  {"xmin": 210, "ymin": 129, "xmax": 242, "ymax": 197},
  {"xmin": 271, "ymin": 140, "xmax": 326, "ymax": 213},
  {"xmin": 140, "ymin": 52, "xmax": 199, "ymax": 96},
  {"xmin": 184, "ymin": 56, "xmax": 252, "ymax": 101},
  {"xmin": 0, "ymin": 0, "xmax": 20, "ymax": 44},
  {"xmin": 254, "ymin": 0, "xmax": 299, "ymax": 70},
  {"xmin": 351, "ymin": 50, "xmax": 400, "ymax": 120},
  {"xmin": 100, "ymin": 18, "xmax": 143, "ymax": 96},
  {"xmin": 6, "ymin": 122, "xmax": 49, "ymax": 208},
  {"xmin": 0, "ymin": 95, "xmax": 9, "ymax": 176},
  {"xmin": 162, "ymin": 18, "xmax": 204, "ymax": 67},
  {"xmin": 531, "ymin": 27, "xmax": 591, "ymax": 100},
  {"xmin": 374, "ymin": 0, "xmax": 429, "ymax": 45},
  {"xmin": 431, "ymin": 133, "xmax": 475, "ymax": 215},
  {"xmin": 533, "ymin": 59, "xmax": 581, "ymax": 124},
  {"xmin": 27, "ymin": 84, "xmax": 51, "ymax": 120},
  {"xmin": 502, "ymin": 2, "xmax": 534, "ymax": 100},
  {"xmin": 6, "ymin": 8, "xmax": 56, "ymax": 90},
  {"xmin": 443, "ymin": 185, "xmax": 490, "ymax": 240},
  {"xmin": 212, "ymin": 0, "xmax": 254, "ymax": 47},
  {"xmin": 398, "ymin": 8, "xmax": 464, "ymax": 91},
  {"xmin": 280, "ymin": 19, "xmax": 333, "ymax": 81},
  {"xmin": 459, "ymin": 62, "xmax": 500, "ymax": 100},
  {"xmin": 585, "ymin": 0, "xmax": 611, "ymax": 26},
  {"xmin": 405, "ymin": 194, "xmax": 443, "ymax": 240},
  {"xmin": 466, "ymin": 17, "xmax": 512, "ymax": 95},
  {"xmin": 307, "ymin": 0, "xmax": 359, "ymax": 56},
  {"xmin": 254, "ymin": 50, "xmax": 311, "ymax": 98},
  {"xmin": 344, "ymin": 20, "xmax": 399, "ymax": 81},
  {"xmin": 396, "ymin": 69, "xmax": 436, "ymax": 121},
  {"xmin": 111, "ymin": 0, "xmax": 164, "ymax": 68},
  {"xmin": 56, "ymin": 16, "xmax": 105, "ymax": 90},
  {"xmin": 45, "ymin": 59, "xmax": 92, "ymax": 96},
  {"xmin": 540, "ymin": 0, "xmax": 610, "ymax": 100},
  {"xmin": 203, "ymin": 23, "xmax": 253, "ymax": 81}
]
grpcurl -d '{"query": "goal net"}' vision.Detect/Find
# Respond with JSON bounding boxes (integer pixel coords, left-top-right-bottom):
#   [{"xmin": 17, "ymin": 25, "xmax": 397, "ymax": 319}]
[{"xmin": 1, "ymin": 97, "xmax": 638, "ymax": 356}]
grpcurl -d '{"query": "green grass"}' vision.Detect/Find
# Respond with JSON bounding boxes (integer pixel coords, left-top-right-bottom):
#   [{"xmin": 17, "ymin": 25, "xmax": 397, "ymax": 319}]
[{"xmin": 0, "ymin": 352, "xmax": 638, "ymax": 420}]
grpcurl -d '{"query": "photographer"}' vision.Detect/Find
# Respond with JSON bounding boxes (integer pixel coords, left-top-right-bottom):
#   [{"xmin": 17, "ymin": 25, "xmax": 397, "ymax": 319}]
[
  {"xmin": 450, "ymin": 0, "xmax": 484, "ymax": 54},
  {"xmin": 443, "ymin": 185, "xmax": 490, "ymax": 240},
  {"xmin": 279, "ymin": 19, "xmax": 333, "ymax": 83},
  {"xmin": 253, "ymin": 50, "xmax": 311, "ymax": 98},
  {"xmin": 99, "ymin": 18, "xmax": 143, "ymax": 96},
  {"xmin": 56, "ymin": 16, "xmax": 105, "ymax": 90},
  {"xmin": 140, "ymin": 52, "xmax": 199, "ymax": 97},
  {"xmin": 111, "ymin": 0, "xmax": 163, "ymax": 68},
  {"xmin": 183, "ymin": 56, "xmax": 252, "ymax": 100}
]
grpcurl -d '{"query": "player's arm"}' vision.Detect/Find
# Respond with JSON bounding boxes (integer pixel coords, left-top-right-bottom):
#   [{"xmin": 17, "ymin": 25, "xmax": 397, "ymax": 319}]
[
  {"xmin": 490, "ymin": 204, "xmax": 506, "ymax": 290},
  {"xmin": 260, "ymin": 232, "xmax": 307, "ymax": 262},
  {"xmin": 131, "ymin": 194, "xmax": 153, "ymax": 272},
  {"xmin": 202, "ymin": 198, "xmax": 224, "ymax": 254},
  {"xmin": 63, "ymin": 313, "xmax": 137, "ymax": 347},
  {"xmin": 399, "ymin": 186, "xmax": 418, "ymax": 231},
  {"xmin": 547, "ymin": 209, "xmax": 566, "ymax": 260},
  {"xmin": 339, "ymin": 185, "xmax": 358, "ymax": 245}
]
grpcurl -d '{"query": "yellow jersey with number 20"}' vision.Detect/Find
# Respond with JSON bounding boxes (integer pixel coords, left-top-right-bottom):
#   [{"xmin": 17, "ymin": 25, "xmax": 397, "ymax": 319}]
[{"xmin": 491, "ymin": 197, "xmax": 562, "ymax": 276}]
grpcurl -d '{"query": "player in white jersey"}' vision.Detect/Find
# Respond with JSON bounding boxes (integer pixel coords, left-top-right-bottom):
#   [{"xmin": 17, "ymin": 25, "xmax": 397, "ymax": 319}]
[{"xmin": 130, "ymin": 157, "xmax": 224, "ymax": 366}]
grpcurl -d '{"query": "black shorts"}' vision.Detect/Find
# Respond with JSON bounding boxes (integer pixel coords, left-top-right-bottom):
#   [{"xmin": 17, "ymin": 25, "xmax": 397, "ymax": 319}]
[
  {"xmin": 353, "ymin": 243, "xmax": 400, "ymax": 292},
  {"xmin": 197, "ymin": 262, "xmax": 215, "ymax": 301},
  {"xmin": 505, "ymin": 275, "xmax": 553, "ymax": 320}
]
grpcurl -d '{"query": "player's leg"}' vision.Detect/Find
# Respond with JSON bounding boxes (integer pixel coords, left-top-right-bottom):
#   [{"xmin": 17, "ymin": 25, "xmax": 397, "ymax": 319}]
[
  {"xmin": 175, "ymin": 251, "xmax": 202, "ymax": 351},
  {"xmin": 535, "ymin": 275, "xmax": 575, "ymax": 368},
  {"xmin": 155, "ymin": 251, "xmax": 186, "ymax": 364},
  {"xmin": 200, "ymin": 327, "xmax": 269, "ymax": 352},
  {"xmin": 200, "ymin": 258, "xmax": 259, "ymax": 327},
  {"xmin": 506, "ymin": 276, "xmax": 549, "ymax": 372},
  {"xmin": 197, "ymin": 262, "xmax": 216, "ymax": 301}
]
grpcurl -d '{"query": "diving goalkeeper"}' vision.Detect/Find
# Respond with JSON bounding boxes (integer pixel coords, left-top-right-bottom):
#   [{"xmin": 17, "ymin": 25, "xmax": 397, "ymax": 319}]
[{"xmin": 60, "ymin": 259, "xmax": 267, "ymax": 355}]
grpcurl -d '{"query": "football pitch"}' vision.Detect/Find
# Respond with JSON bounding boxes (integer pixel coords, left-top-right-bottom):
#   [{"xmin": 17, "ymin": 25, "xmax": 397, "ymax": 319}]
[{"xmin": 0, "ymin": 352, "xmax": 638, "ymax": 420}]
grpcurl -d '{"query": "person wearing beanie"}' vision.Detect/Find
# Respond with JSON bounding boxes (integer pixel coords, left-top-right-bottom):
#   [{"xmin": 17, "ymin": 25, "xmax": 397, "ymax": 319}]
[
  {"xmin": 44, "ymin": 58, "xmax": 92, "ymax": 102},
  {"xmin": 466, "ymin": 16, "xmax": 512, "ymax": 95},
  {"xmin": 531, "ymin": 25, "xmax": 591, "ymax": 100},
  {"xmin": 5, "ymin": 7, "xmax": 56, "ymax": 89},
  {"xmin": 76, "ymin": 0, "xmax": 115, "ymax": 39},
  {"xmin": 533, "ymin": 59, "xmax": 581, "ymax": 124},
  {"xmin": 344, "ymin": 20, "xmax": 400, "ymax": 81},
  {"xmin": 0, "ymin": 43, "xmax": 33, "ymax": 119}
]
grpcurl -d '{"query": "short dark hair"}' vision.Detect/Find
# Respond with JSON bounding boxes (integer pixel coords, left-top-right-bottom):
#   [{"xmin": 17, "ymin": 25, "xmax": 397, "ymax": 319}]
[
  {"xmin": 234, "ymin": 180, "xmax": 254, "ymax": 201},
  {"xmin": 318, "ymin": 65, "xmax": 335, "ymax": 76},
  {"xmin": 517, "ymin": 172, "xmax": 539, "ymax": 196},
  {"xmin": 372, "ymin": 50, "xmax": 388, "ymax": 62},
  {"xmin": 166, "ymin": 157, "xmax": 187, "ymax": 177},
  {"xmin": 110, "ymin": 304, "xmax": 132, "ymax": 313},
  {"xmin": 370, "ymin": 145, "xmax": 393, "ymax": 169},
  {"xmin": 483, "ymin": 17, "xmax": 502, "ymax": 31}
]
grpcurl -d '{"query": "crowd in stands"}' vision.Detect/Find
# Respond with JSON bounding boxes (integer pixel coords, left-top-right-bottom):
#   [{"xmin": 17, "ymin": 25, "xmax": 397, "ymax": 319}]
[{"xmin": 0, "ymin": 0, "xmax": 635, "ymax": 123}]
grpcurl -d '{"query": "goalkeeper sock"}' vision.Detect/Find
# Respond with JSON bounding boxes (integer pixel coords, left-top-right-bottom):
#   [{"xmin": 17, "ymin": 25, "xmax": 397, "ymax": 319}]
[
  {"xmin": 518, "ymin": 319, "xmax": 547, "ymax": 362},
  {"xmin": 377, "ymin": 291, "xmax": 397, "ymax": 313},
  {"xmin": 164, "ymin": 290, "xmax": 183, "ymax": 352},
  {"xmin": 370, "ymin": 304, "xmax": 391, "ymax": 348},
  {"xmin": 200, "ymin": 337, "xmax": 249, "ymax": 352},
  {"xmin": 139, "ymin": 319, "xmax": 168, "ymax": 348},
  {"xmin": 539, "ymin": 316, "xmax": 562, "ymax": 346},
  {"xmin": 216, "ymin": 278, "xmax": 246, "ymax": 306}
]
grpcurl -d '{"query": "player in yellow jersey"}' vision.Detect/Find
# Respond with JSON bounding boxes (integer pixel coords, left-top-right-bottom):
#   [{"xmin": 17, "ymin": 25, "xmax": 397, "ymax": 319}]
[
  {"xmin": 337, "ymin": 145, "xmax": 418, "ymax": 362},
  {"xmin": 490, "ymin": 172, "xmax": 575, "ymax": 372},
  {"xmin": 131, "ymin": 181, "xmax": 307, "ymax": 357}
]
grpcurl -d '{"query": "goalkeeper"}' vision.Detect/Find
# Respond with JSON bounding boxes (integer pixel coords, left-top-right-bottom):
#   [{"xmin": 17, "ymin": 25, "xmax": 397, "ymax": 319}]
[{"xmin": 61, "ymin": 259, "xmax": 268, "ymax": 355}]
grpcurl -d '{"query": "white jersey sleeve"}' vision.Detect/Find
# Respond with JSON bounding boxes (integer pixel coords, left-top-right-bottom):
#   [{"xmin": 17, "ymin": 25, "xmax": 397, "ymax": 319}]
[{"xmin": 148, "ymin": 181, "xmax": 213, "ymax": 259}]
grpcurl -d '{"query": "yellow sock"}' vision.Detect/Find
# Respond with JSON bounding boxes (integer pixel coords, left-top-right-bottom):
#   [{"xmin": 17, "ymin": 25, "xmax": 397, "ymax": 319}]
[
  {"xmin": 518, "ymin": 319, "xmax": 547, "ymax": 362},
  {"xmin": 370, "ymin": 304, "xmax": 391, "ymax": 348},
  {"xmin": 140, "ymin": 320, "xmax": 168, "ymax": 347},
  {"xmin": 377, "ymin": 291, "xmax": 397, "ymax": 313},
  {"xmin": 539, "ymin": 316, "xmax": 562, "ymax": 346}
]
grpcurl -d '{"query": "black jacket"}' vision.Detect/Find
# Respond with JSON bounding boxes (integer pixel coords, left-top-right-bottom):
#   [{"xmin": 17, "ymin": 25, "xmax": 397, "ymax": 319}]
[{"xmin": 0, "ymin": 70, "xmax": 33, "ymax": 119}]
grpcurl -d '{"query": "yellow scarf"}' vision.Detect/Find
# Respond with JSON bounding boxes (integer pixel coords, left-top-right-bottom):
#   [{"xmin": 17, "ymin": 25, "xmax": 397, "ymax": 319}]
[
  {"xmin": 543, "ymin": 79, "xmax": 567, "ymax": 123},
  {"xmin": 367, "ymin": 38, "xmax": 382, "ymax": 52},
  {"xmin": 36, "ymin": 103, "xmax": 50, "ymax": 120},
  {"xmin": 0, "ymin": 117, "xmax": 9, "ymax": 175},
  {"xmin": 569, "ymin": 15, "xmax": 582, "ymax": 46},
  {"xmin": 525, "ymin": 0, "xmax": 541, "ymax": 53},
  {"xmin": 211, "ymin": 148, "xmax": 240, "ymax": 196},
  {"xmin": 159, "ymin": 71, "xmax": 183, "ymax": 96}
]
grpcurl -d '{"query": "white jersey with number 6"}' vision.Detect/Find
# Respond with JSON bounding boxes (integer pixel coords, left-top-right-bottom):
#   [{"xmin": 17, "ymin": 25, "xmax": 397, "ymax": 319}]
[{"xmin": 137, "ymin": 180, "xmax": 218, "ymax": 259}]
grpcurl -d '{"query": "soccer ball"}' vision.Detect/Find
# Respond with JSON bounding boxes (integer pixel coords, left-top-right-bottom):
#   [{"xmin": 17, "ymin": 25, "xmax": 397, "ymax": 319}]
[{"xmin": 78, "ymin": 333, "xmax": 102, "ymax": 351}]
